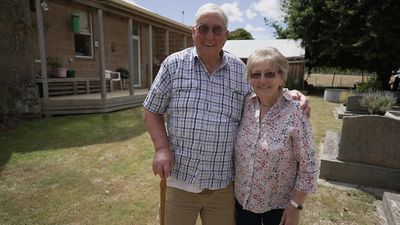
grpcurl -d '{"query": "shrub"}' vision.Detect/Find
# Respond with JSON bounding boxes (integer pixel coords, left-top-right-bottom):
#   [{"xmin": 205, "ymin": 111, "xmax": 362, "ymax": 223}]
[
  {"xmin": 46, "ymin": 55, "xmax": 64, "ymax": 69},
  {"xmin": 355, "ymin": 76, "xmax": 382, "ymax": 92},
  {"xmin": 360, "ymin": 91, "xmax": 397, "ymax": 115}
]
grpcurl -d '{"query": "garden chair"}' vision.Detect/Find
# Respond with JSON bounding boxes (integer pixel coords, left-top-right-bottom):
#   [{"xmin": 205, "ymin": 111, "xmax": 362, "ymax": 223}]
[{"xmin": 105, "ymin": 70, "xmax": 122, "ymax": 91}]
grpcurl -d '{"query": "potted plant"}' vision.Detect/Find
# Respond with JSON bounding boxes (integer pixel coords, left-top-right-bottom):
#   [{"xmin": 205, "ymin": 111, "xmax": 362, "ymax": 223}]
[
  {"xmin": 46, "ymin": 55, "xmax": 67, "ymax": 78},
  {"xmin": 360, "ymin": 91, "xmax": 397, "ymax": 115}
]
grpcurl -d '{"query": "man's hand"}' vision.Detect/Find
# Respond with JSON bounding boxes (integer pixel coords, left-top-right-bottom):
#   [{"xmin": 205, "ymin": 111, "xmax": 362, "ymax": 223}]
[
  {"xmin": 144, "ymin": 109, "xmax": 174, "ymax": 179},
  {"xmin": 299, "ymin": 96, "xmax": 311, "ymax": 118},
  {"xmin": 152, "ymin": 148, "xmax": 174, "ymax": 179},
  {"xmin": 289, "ymin": 90, "xmax": 311, "ymax": 118}
]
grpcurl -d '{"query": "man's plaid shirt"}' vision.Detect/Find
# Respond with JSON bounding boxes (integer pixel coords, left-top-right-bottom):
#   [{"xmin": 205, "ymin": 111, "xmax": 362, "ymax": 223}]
[{"xmin": 144, "ymin": 47, "xmax": 251, "ymax": 189}]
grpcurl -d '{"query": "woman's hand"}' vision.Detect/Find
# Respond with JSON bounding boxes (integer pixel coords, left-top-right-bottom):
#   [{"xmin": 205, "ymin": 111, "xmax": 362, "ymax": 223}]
[{"xmin": 279, "ymin": 205, "xmax": 301, "ymax": 225}]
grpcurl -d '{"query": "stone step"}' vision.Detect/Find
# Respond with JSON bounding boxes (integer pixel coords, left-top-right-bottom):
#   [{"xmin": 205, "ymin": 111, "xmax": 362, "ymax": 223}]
[{"xmin": 383, "ymin": 192, "xmax": 400, "ymax": 225}]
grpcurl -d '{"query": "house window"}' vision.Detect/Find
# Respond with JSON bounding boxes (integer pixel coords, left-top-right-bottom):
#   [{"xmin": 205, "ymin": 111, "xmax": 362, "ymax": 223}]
[
  {"xmin": 132, "ymin": 22, "xmax": 139, "ymax": 36},
  {"xmin": 73, "ymin": 10, "xmax": 93, "ymax": 58}
]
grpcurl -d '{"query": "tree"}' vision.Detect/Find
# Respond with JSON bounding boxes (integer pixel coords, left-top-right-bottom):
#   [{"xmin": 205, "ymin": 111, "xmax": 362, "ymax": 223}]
[
  {"xmin": 228, "ymin": 28, "xmax": 254, "ymax": 40},
  {"xmin": 264, "ymin": 18, "xmax": 293, "ymax": 39},
  {"xmin": 274, "ymin": 0, "xmax": 400, "ymax": 90},
  {"xmin": 264, "ymin": 0, "xmax": 293, "ymax": 39}
]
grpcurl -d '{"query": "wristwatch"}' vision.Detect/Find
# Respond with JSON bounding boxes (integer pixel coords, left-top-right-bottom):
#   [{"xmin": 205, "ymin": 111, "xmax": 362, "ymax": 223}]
[{"xmin": 290, "ymin": 200, "xmax": 303, "ymax": 210}]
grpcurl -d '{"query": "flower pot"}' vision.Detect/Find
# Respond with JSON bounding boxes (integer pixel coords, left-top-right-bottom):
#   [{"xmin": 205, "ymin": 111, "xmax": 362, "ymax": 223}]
[
  {"xmin": 56, "ymin": 68, "xmax": 68, "ymax": 78},
  {"xmin": 67, "ymin": 69, "xmax": 76, "ymax": 78}
]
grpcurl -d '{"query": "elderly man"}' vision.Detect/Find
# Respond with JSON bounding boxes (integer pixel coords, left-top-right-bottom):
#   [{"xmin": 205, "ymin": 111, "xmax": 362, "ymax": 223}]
[{"xmin": 143, "ymin": 3, "xmax": 309, "ymax": 225}]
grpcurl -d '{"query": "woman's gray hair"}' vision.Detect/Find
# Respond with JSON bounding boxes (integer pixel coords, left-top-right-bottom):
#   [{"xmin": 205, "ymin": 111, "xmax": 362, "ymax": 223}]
[
  {"xmin": 246, "ymin": 47, "xmax": 289, "ymax": 83},
  {"xmin": 194, "ymin": 3, "xmax": 228, "ymax": 29}
]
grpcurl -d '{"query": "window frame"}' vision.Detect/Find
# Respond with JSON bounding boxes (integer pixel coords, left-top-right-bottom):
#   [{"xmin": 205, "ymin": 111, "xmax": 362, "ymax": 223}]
[{"xmin": 73, "ymin": 10, "xmax": 94, "ymax": 59}]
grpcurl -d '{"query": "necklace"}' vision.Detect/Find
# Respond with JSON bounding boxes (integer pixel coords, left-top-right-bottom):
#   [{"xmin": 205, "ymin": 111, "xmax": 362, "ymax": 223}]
[
  {"xmin": 205, "ymin": 63, "xmax": 219, "ymax": 72},
  {"xmin": 199, "ymin": 56, "xmax": 221, "ymax": 73}
]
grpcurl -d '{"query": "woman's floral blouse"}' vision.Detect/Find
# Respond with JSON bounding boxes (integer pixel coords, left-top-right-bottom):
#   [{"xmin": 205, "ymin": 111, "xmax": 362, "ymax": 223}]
[{"xmin": 234, "ymin": 90, "xmax": 319, "ymax": 213}]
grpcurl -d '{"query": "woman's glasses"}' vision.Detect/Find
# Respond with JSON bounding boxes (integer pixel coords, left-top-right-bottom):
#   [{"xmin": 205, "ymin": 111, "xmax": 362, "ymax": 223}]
[
  {"xmin": 249, "ymin": 72, "xmax": 277, "ymax": 79},
  {"xmin": 196, "ymin": 24, "xmax": 225, "ymax": 36}
]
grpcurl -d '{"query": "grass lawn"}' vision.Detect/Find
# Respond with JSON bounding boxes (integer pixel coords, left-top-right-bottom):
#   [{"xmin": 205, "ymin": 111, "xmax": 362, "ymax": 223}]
[{"xmin": 0, "ymin": 93, "xmax": 379, "ymax": 225}]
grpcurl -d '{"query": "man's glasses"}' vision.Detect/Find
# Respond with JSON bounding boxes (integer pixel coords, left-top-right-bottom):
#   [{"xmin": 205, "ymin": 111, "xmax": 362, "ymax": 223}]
[
  {"xmin": 196, "ymin": 24, "xmax": 225, "ymax": 36},
  {"xmin": 249, "ymin": 72, "xmax": 278, "ymax": 79}
]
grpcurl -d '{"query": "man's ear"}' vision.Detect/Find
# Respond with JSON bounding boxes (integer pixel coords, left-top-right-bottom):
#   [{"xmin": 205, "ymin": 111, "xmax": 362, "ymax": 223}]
[{"xmin": 191, "ymin": 26, "xmax": 196, "ymax": 40}]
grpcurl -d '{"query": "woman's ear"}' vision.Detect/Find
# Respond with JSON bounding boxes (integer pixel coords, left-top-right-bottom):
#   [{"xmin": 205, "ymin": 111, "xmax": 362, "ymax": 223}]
[{"xmin": 279, "ymin": 75, "xmax": 285, "ymax": 88}]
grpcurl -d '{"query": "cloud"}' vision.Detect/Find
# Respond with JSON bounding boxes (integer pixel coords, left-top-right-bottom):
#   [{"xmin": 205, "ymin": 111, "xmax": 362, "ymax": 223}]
[
  {"xmin": 244, "ymin": 24, "xmax": 267, "ymax": 32},
  {"xmin": 221, "ymin": 2, "xmax": 244, "ymax": 23},
  {"xmin": 250, "ymin": 0, "xmax": 285, "ymax": 22},
  {"xmin": 246, "ymin": 8, "xmax": 257, "ymax": 20},
  {"xmin": 247, "ymin": 24, "xmax": 276, "ymax": 39}
]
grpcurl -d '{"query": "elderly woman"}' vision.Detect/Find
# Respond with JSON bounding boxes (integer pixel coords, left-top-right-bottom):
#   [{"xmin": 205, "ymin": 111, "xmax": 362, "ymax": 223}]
[{"xmin": 234, "ymin": 47, "xmax": 319, "ymax": 225}]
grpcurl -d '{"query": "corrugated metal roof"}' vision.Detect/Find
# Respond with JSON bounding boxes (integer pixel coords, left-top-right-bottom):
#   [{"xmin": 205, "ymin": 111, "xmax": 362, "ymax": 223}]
[{"xmin": 223, "ymin": 39, "xmax": 305, "ymax": 59}]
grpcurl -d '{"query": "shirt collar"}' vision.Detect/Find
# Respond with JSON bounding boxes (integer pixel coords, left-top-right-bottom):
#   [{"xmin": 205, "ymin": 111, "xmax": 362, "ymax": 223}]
[{"xmin": 192, "ymin": 47, "xmax": 229, "ymax": 71}]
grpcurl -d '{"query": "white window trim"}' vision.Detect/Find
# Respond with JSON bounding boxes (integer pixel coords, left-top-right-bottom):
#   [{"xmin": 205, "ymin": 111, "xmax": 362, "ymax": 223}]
[{"xmin": 74, "ymin": 10, "xmax": 94, "ymax": 59}]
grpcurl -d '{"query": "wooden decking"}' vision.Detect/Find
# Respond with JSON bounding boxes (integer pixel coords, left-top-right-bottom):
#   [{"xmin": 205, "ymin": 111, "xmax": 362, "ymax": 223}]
[
  {"xmin": 36, "ymin": 77, "xmax": 120, "ymax": 96},
  {"xmin": 39, "ymin": 89, "xmax": 148, "ymax": 116}
]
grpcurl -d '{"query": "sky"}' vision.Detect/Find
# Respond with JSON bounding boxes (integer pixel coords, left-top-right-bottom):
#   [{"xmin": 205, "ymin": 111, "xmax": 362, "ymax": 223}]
[{"xmin": 124, "ymin": 0, "xmax": 286, "ymax": 40}]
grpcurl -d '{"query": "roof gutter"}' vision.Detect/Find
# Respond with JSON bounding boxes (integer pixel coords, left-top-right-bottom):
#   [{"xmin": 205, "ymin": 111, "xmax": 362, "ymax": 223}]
[{"xmin": 107, "ymin": 0, "xmax": 192, "ymax": 33}]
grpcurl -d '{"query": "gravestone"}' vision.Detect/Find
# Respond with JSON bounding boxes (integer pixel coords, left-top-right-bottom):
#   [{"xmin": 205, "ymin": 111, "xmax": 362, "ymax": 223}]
[
  {"xmin": 338, "ymin": 115, "xmax": 400, "ymax": 169},
  {"xmin": 323, "ymin": 89, "xmax": 349, "ymax": 103},
  {"xmin": 320, "ymin": 114, "xmax": 400, "ymax": 191},
  {"xmin": 394, "ymin": 92, "xmax": 400, "ymax": 105},
  {"xmin": 345, "ymin": 95, "xmax": 368, "ymax": 113},
  {"xmin": 334, "ymin": 94, "xmax": 369, "ymax": 119}
]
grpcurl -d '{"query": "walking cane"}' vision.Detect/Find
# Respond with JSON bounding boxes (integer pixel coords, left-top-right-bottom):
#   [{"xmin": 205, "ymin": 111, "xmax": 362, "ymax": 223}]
[{"xmin": 159, "ymin": 178, "xmax": 166, "ymax": 225}]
